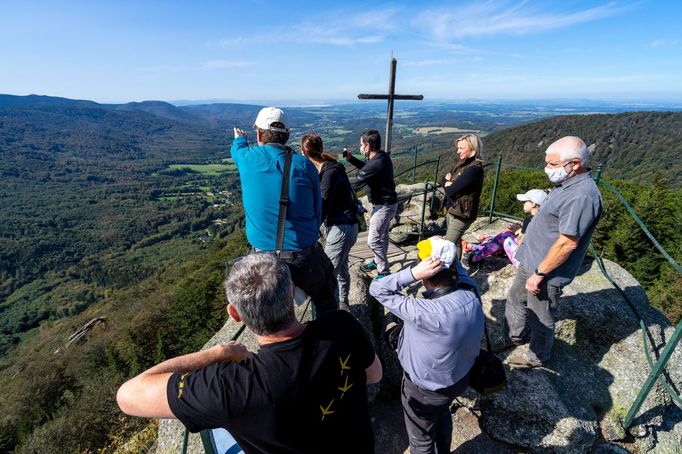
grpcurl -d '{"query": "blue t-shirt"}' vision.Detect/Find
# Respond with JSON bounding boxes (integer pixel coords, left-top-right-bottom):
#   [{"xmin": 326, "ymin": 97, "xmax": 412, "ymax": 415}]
[{"xmin": 230, "ymin": 136, "xmax": 321, "ymax": 251}]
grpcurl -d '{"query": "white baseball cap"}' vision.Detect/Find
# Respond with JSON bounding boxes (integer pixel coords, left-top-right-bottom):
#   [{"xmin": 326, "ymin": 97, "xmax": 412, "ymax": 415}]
[
  {"xmin": 516, "ymin": 189, "xmax": 548, "ymax": 206},
  {"xmin": 417, "ymin": 236, "xmax": 457, "ymax": 269},
  {"xmin": 253, "ymin": 107, "xmax": 289, "ymax": 133}
]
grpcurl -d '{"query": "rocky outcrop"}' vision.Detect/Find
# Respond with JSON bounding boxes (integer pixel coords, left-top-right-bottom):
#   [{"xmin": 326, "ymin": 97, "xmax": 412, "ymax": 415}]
[
  {"xmin": 156, "ymin": 217, "xmax": 682, "ymax": 453},
  {"xmin": 353, "ymin": 218, "xmax": 682, "ymax": 453},
  {"xmin": 462, "ymin": 219, "xmax": 682, "ymax": 453}
]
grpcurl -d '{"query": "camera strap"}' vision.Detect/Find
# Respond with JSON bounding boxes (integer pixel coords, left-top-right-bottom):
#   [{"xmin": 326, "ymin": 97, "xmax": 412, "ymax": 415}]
[{"xmin": 275, "ymin": 148, "xmax": 293, "ymax": 256}]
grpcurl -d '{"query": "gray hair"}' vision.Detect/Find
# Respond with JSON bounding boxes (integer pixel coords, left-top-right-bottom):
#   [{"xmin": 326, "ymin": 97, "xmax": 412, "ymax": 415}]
[
  {"xmin": 224, "ymin": 253, "xmax": 295, "ymax": 336},
  {"xmin": 546, "ymin": 136, "xmax": 589, "ymax": 166}
]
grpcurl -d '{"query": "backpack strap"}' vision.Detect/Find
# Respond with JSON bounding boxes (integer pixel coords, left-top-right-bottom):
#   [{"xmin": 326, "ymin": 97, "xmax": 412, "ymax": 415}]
[{"xmin": 275, "ymin": 148, "xmax": 293, "ymax": 256}]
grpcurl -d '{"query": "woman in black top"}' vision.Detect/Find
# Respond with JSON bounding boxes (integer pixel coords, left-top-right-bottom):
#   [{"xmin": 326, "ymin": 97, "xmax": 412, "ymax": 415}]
[
  {"xmin": 301, "ymin": 133, "xmax": 359, "ymax": 310},
  {"xmin": 442, "ymin": 134, "xmax": 484, "ymax": 256}
]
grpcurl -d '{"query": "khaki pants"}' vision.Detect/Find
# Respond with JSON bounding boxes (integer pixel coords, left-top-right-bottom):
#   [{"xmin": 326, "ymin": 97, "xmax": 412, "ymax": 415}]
[{"xmin": 444, "ymin": 213, "xmax": 472, "ymax": 256}]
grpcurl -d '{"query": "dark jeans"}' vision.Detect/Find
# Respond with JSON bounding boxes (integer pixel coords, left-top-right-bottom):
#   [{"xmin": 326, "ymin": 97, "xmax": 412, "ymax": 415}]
[
  {"xmin": 401, "ymin": 373, "xmax": 469, "ymax": 454},
  {"xmin": 255, "ymin": 242, "xmax": 338, "ymax": 314}
]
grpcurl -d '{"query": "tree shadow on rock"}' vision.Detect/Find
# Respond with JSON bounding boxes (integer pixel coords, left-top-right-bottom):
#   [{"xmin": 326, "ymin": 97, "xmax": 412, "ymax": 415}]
[{"xmin": 477, "ymin": 286, "xmax": 661, "ymax": 451}]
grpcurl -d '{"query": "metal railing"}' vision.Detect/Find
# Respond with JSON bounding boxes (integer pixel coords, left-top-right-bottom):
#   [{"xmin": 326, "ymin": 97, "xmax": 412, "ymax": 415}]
[{"xmin": 485, "ymin": 153, "xmax": 682, "ymax": 431}]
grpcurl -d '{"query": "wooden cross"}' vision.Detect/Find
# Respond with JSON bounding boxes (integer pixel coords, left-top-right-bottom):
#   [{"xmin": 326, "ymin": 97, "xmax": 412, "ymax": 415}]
[{"xmin": 358, "ymin": 58, "xmax": 423, "ymax": 154}]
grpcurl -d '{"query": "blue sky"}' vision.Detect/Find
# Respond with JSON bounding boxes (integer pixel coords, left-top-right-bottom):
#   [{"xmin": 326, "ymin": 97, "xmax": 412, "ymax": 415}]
[{"xmin": 1, "ymin": 0, "xmax": 681, "ymax": 103}]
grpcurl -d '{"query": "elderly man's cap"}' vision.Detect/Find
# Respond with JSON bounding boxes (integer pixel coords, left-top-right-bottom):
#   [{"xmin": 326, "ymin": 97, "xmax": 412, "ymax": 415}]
[
  {"xmin": 253, "ymin": 107, "xmax": 289, "ymax": 133},
  {"xmin": 417, "ymin": 236, "xmax": 457, "ymax": 269},
  {"xmin": 516, "ymin": 189, "xmax": 548, "ymax": 206}
]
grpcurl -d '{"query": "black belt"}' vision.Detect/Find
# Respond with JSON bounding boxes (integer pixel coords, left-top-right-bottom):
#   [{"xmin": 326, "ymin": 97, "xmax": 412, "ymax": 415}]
[{"xmin": 252, "ymin": 242, "xmax": 318, "ymax": 258}]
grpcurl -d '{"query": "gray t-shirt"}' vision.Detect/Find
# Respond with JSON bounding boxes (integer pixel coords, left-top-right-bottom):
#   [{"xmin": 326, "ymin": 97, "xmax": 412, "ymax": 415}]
[{"xmin": 516, "ymin": 171, "xmax": 602, "ymax": 287}]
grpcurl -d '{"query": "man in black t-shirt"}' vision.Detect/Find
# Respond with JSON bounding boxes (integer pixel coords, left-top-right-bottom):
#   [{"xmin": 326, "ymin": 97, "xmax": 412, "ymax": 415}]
[{"xmin": 117, "ymin": 253, "xmax": 382, "ymax": 454}]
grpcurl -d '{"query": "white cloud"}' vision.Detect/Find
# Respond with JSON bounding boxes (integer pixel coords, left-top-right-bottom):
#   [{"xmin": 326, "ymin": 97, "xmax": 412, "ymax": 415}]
[
  {"xmin": 206, "ymin": 7, "xmax": 400, "ymax": 49},
  {"xmin": 415, "ymin": 1, "xmax": 631, "ymax": 41},
  {"xmin": 201, "ymin": 60, "xmax": 256, "ymax": 70},
  {"xmin": 649, "ymin": 39, "xmax": 679, "ymax": 48},
  {"xmin": 403, "ymin": 59, "xmax": 457, "ymax": 67}
]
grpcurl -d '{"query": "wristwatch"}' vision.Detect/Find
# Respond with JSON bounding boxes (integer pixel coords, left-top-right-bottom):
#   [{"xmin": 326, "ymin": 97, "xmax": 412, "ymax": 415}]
[{"xmin": 534, "ymin": 267, "xmax": 547, "ymax": 277}]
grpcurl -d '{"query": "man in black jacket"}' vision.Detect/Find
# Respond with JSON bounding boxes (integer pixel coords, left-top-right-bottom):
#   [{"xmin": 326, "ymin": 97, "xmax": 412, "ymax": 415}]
[{"xmin": 344, "ymin": 130, "xmax": 398, "ymax": 279}]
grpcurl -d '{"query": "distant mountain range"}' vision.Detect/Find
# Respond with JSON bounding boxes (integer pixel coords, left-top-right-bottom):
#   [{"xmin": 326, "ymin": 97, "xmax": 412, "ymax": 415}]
[
  {"xmin": 2, "ymin": 93, "xmax": 680, "ymax": 186},
  {"xmin": 483, "ymin": 111, "xmax": 682, "ymax": 186}
]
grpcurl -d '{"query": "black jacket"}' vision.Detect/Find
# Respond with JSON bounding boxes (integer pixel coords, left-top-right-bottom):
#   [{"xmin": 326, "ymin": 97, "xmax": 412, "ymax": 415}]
[
  {"xmin": 319, "ymin": 160, "xmax": 358, "ymax": 227},
  {"xmin": 347, "ymin": 151, "xmax": 398, "ymax": 205},
  {"xmin": 441, "ymin": 157, "xmax": 484, "ymax": 220}
]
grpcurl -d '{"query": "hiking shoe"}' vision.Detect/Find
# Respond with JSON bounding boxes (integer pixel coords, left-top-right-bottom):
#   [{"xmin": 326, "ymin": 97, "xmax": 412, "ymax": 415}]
[
  {"xmin": 491, "ymin": 336, "xmax": 525, "ymax": 353},
  {"xmin": 507, "ymin": 356, "xmax": 545, "ymax": 370},
  {"xmin": 373, "ymin": 271, "xmax": 390, "ymax": 281},
  {"xmin": 361, "ymin": 260, "xmax": 377, "ymax": 272}
]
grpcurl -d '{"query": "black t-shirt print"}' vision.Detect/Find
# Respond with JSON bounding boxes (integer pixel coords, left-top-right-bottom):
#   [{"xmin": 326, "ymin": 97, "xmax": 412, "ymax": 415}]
[{"xmin": 167, "ymin": 310, "xmax": 376, "ymax": 454}]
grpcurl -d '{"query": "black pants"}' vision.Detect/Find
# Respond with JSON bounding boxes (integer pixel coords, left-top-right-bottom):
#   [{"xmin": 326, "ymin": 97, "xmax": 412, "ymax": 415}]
[
  {"xmin": 401, "ymin": 372, "xmax": 469, "ymax": 454},
  {"xmin": 255, "ymin": 242, "xmax": 338, "ymax": 314}
]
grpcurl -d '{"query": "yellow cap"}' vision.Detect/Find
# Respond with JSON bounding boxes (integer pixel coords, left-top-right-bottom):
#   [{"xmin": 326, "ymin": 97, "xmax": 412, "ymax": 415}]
[{"xmin": 416, "ymin": 236, "xmax": 457, "ymax": 268}]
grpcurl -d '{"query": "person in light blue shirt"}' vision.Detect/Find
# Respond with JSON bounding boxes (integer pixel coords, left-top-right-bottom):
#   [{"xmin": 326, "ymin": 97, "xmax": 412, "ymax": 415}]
[
  {"xmin": 230, "ymin": 107, "xmax": 337, "ymax": 313},
  {"xmin": 369, "ymin": 236, "xmax": 484, "ymax": 454}
]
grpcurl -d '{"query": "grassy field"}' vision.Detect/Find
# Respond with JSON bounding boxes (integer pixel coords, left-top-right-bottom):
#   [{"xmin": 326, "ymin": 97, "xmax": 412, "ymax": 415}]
[{"xmin": 168, "ymin": 163, "xmax": 236, "ymax": 175}]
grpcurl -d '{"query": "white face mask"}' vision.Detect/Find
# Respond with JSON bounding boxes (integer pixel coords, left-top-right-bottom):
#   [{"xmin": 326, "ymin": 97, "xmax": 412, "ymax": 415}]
[{"xmin": 545, "ymin": 165, "xmax": 569, "ymax": 184}]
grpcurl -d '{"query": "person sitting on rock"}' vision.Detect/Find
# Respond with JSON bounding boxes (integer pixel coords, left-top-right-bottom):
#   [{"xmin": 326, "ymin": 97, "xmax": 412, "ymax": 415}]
[
  {"xmin": 117, "ymin": 253, "xmax": 382, "ymax": 454},
  {"xmin": 463, "ymin": 188, "xmax": 548, "ymax": 267},
  {"xmin": 369, "ymin": 236, "xmax": 484, "ymax": 454}
]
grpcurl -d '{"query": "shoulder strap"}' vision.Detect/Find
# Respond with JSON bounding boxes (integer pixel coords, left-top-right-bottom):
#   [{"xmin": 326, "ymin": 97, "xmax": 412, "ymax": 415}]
[{"xmin": 275, "ymin": 148, "xmax": 293, "ymax": 255}]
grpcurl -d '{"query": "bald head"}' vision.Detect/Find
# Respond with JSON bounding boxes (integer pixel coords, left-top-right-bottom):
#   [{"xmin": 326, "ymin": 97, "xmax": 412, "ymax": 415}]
[{"xmin": 546, "ymin": 136, "xmax": 589, "ymax": 167}]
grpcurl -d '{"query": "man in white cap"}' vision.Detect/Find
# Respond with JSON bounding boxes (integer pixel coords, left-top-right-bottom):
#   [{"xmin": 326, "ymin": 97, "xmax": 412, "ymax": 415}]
[
  {"xmin": 231, "ymin": 107, "xmax": 338, "ymax": 313},
  {"xmin": 369, "ymin": 236, "xmax": 484, "ymax": 454},
  {"xmin": 494, "ymin": 136, "xmax": 602, "ymax": 369}
]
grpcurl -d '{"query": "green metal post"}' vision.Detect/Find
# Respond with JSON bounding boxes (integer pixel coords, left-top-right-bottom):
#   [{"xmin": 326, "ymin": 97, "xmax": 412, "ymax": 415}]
[
  {"xmin": 594, "ymin": 165, "xmax": 603, "ymax": 184},
  {"xmin": 419, "ymin": 181, "xmax": 429, "ymax": 240},
  {"xmin": 433, "ymin": 155, "xmax": 441, "ymax": 189},
  {"xmin": 623, "ymin": 320, "xmax": 682, "ymax": 428},
  {"xmin": 488, "ymin": 154, "xmax": 502, "ymax": 224},
  {"xmin": 431, "ymin": 155, "xmax": 441, "ymax": 218},
  {"xmin": 181, "ymin": 428, "xmax": 189, "ymax": 454},
  {"xmin": 413, "ymin": 146, "xmax": 418, "ymax": 183}
]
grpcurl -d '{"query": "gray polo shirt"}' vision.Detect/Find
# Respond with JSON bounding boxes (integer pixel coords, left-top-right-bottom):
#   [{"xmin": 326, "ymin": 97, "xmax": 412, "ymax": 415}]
[
  {"xmin": 516, "ymin": 171, "xmax": 602, "ymax": 287},
  {"xmin": 369, "ymin": 265, "xmax": 484, "ymax": 392}
]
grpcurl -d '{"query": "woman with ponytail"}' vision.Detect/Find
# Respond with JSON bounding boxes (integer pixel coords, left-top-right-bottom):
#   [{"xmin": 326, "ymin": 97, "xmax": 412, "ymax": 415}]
[{"xmin": 301, "ymin": 133, "xmax": 359, "ymax": 310}]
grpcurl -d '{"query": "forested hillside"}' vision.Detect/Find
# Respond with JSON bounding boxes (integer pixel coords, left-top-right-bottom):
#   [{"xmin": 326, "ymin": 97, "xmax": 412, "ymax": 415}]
[
  {"xmin": 0, "ymin": 94, "xmax": 680, "ymax": 452},
  {"xmin": 483, "ymin": 111, "xmax": 682, "ymax": 187}
]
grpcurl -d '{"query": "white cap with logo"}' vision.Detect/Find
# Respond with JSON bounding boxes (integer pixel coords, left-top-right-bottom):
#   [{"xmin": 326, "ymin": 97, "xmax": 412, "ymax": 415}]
[
  {"xmin": 253, "ymin": 107, "xmax": 289, "ymax": 133},
  {"xmin": 516, "ymin": 189, "xmax": 548, "ymax": 206}
]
